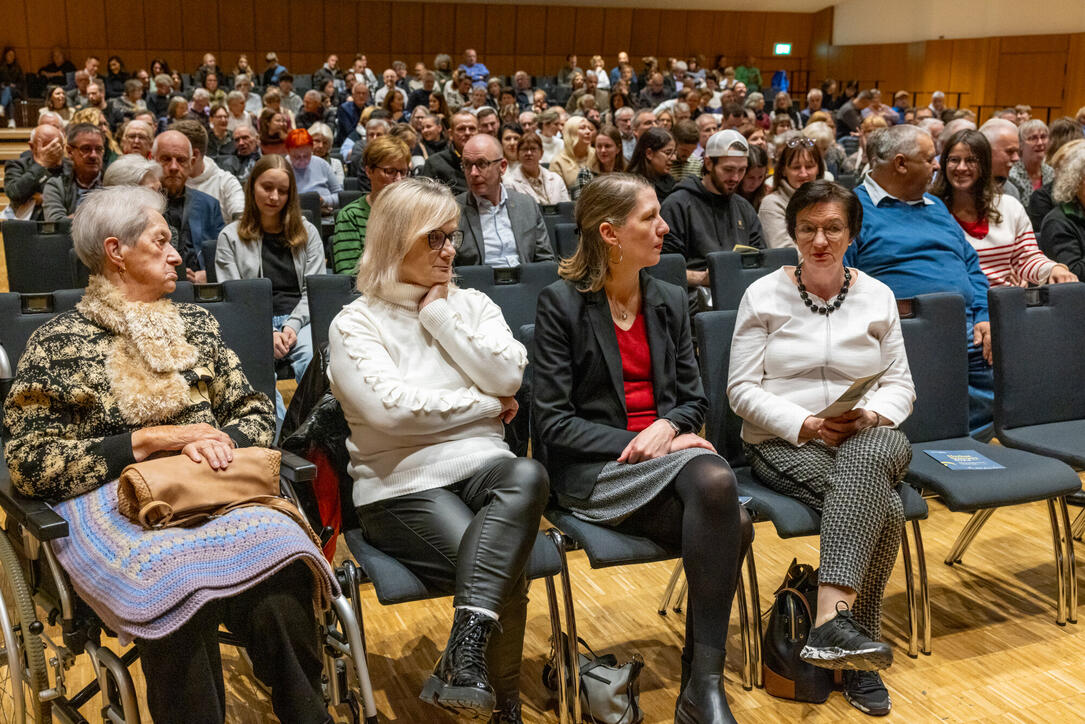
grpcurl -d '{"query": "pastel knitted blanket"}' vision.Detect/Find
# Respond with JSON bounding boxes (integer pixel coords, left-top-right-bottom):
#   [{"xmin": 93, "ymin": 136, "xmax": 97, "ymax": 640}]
[{"xmin": 51, "ymin": 481, "xmax": 340, "ymax": 645}]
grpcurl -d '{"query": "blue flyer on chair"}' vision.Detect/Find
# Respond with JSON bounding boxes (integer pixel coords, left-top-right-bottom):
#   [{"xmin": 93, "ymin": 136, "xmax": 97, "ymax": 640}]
[{"xmin": 923, "ymin": 450, "xmax": 1006, "ymax": 470}]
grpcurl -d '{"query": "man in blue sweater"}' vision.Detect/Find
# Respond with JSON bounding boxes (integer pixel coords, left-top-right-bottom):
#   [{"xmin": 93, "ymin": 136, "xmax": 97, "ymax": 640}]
[{"xmin": 843, "ymin": 124, "xmax": 994, "ymax": 434}]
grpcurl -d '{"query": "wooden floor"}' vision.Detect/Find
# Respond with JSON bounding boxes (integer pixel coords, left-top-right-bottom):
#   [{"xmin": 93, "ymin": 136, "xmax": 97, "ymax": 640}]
[{"xmin": 26, "ymin": 491, "xmax": 1085, "ymax": 723}]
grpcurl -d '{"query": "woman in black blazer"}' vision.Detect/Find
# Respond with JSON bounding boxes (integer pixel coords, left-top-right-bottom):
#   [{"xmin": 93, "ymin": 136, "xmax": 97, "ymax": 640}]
[{"xmin": 533, "ymin": 174, "xmax": 752, "ymax": 724}]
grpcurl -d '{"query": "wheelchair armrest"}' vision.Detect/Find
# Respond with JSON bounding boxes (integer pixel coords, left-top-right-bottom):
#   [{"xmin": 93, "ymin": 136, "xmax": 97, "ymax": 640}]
[
  {"xmin": 0, "ymin": 466, "xmax": 70, "ymax": 541},
  {"xmin": 276, "ymin": 447, "xmax": 317, "ymax": 483}
]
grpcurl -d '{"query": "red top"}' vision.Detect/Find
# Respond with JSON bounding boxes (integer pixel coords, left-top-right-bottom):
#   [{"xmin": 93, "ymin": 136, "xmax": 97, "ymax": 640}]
[
  {"xmin": 615, "ymin": 314, "xmax": 657, "ymax": 432},
  {"xmin": 954, "ymin": 215, "xmax": 989, "ymax": 240}
]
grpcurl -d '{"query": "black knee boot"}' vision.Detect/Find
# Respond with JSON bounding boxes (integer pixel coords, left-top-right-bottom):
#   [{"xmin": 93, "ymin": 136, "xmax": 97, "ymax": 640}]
[
  {"xmin": 421, "ymin": 609, "xmax": 500, "ymax": 719},
  {"xmin": 674, "ymin": 645, "xmax": 737, "ymax": 724}
]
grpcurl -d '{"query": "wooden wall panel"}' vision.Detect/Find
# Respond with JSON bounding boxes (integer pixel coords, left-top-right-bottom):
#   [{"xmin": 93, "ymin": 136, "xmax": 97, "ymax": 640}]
[
  {"xmin": 26, "ymin": 0, "xmax": 66, "ymax": 53},
  {"xmin": 601, "ymin": 9, "xmax": 633, "ymax": 57},
  {"xmin": 289, "ymin": 0, "xmax": 322, "ymax": 53},
  {"xmin": 656, "ymin": 12, "xmax": 688, "ymax": 59},
  {"xmin": 995, "ymin": 52, "xmax": 1066, "ymax": 107},
  {"xmin": 685, "ymin": 12, "xmax": 716, "ymax": 59},
  {"xmin": 629, "ymin": 9, "xmax": 660, "ymax": 57},
  {"xmin": 1000, "ymin": 35, "xmax": 1069, "ymax": 54},
  {"xmin": 544, "ymin": 7, "xmax": 576, "ymax": 56},
  {"xmin": 220, "ymin": 0, "xmax": 256, "ymax": 52},
  {"xmin": 253, "ymin": 0, "xmax": 289, "ymax": 58},
  {"xmin": 65, "ymin": 0, "xmax": 107, "ymax": 55},
  {"xmin": 1064, "ymin": 34, "xmax": 1085, "ymax": 116},
  {"xmin": 514, "ymin": 7, "xmax": 547, "ymax": 58},
  {"xmin": 182, "ymin": 0, "xmax": 220, "ymax": 54},
  {"xmin": 106, "ymin": 0, "xmax": 143, "ymax": 51},
  {"xmin": 358, "ymin": 2, "xmax": 391, "ymax": 54},
  {"xmin": 485, "ymin": 6, "xmax": 516, "ymax": 56},
  {"xmin": 421, "ymin": 3, "xmax": 456, "ymax": 57},
  {"xmin": 454, "ymin": 4, "xmax": 487, "ymax": 58},
  {"xmin": 390, "ymin": 2, "xmax": 423, "ymax": 56},
  {"xmin": 574, "ymin": 8, "xmax": 605, "ymax": 58},
  {"xmin": 323, "ymin": 0, "xmax": 359, "ymax": 57}
]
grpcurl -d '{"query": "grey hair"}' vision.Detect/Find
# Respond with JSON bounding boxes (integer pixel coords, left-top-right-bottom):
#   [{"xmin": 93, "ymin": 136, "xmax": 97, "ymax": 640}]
[
  {"xmin": 153, "ymin": 73, "xmax": 171, "ymax": 87},
  {"xmin": 226, "ymin": 90, "xmax": 245, "ymax": 104},
  {"xmin": 192, "ymin": 88, "xmax": 210, "ymax": 101},
  {"xmin": 614, "ymin": 106, "xmax": 634, "ymax": 121},
  {"xmin": 366, "ymin": 118, "xmax": 391, "ymax": 133},
  {"xmin": 103, "ymin": 154, "xmax": 161, "ymax": 187},
  {"xmin": 1052, "ymin": 145, "xmax": 1085, "ymax": 204},
  {"xmin": 801, "ymin": 121, "xmax": 834, "ymax": 151},
  {"xmin": 807, "ymin": 88, "xmax": 822, "ymax": 101},
  {"xmin": 234, "ymin": 73, "xmax": 251, "ymax": 86},
  {"xmin": 72, "ymin": 186, "xmax": 166, "ymax": 274},
  {"xmin": 745, "ymin": 92, "xmax": 764, "ymax": 108},
  {"xmin": 979, "ymin": 117, "xmax": 1018, "ymax": 145},
  {"xmin": 1018, "ymin": 118, "xmax": 1048, "ymax": 143},
  {"xmin": 867, "ymin": 124, "xmax": 929, "ymax": 169},
  {"xmin": 942, "ymin": 118, "xmax": 976, "ymax": 140},
  {"xmin": 304, "ymin": 89, "xmax": 322, "ymax": 102},
  {"xmin": 308, "ymin": 122, "xmax": 333, "ymax": 143}
]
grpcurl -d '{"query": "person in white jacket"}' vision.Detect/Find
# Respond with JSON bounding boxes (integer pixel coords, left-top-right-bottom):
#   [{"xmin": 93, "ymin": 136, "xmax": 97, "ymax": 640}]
[
  {"xmin": 727, "ymin": 179, "xmax": 915, "ymax": 717},
  {"xmin": 326, "ymin": 177, "xmax": 548, "ymax": 722}
]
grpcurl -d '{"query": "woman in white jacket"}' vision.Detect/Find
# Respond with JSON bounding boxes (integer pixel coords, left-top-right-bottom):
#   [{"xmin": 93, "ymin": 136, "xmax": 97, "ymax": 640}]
[{"xmin": 326, "ymin": 177, "xmax": 548, "ymax": 723}]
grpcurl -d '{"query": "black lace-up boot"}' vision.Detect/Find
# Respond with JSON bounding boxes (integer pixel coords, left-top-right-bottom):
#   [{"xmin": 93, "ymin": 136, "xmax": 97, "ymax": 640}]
[
  {"xmin": 420, "ymin": 609, "xmax": 500, "ymax": 718},
  {"xmin": 488, "ymin": 697, "xmax": 523, "ymax": 724}
]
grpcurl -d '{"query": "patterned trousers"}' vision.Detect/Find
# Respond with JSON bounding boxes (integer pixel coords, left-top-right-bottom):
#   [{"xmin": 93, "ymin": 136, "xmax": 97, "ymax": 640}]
[{"xmin": 744, "ymin": 426, "xmax": 912, "ymax": 639}]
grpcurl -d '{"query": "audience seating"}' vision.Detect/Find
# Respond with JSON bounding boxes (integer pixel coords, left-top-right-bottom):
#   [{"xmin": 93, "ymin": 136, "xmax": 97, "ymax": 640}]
[
  {"xmin": 455, "ymin": 261, "xmax": 560, "ymax": 337},
  {"xmin": 694, "ymin": 309, "xmax": 930, "ymax": 682},
  {"xmin": 895, "ymin": 293, "xmax": 1080, "ymax": 627},
  {"xmin": 201, "ymin": 236, "xmax": 219, "ymax": 283},
  {"xmin": 2, "ymin": 219, "xmax": 76, "ymax": 293},
  {"xmin": 338, "ymin": 189, "xmax": 364, "ymax": 208},
  {"xmin": 299, "ymin": 192, "xmax": 323, "ymax": 227},
  {"xmin": 707, "ymin": 248, "xmax": 799, "ymax": 311},
  {"xmin": 343, "ymin": 177, "xmax": 360, "ymax": 191},
  {"xmin": 552, "ymin": 222, "xmax": 578, "ymax": 258},
  {"xmin": 650, "ymin": 253, "xmax": 689, "ymax": 290}
]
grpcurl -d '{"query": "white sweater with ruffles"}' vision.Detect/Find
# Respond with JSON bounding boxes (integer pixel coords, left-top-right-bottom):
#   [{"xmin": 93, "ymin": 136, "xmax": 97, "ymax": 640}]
[{"xmin": 327, "ymin": 281, "xmax": 526, "ymax": 507}]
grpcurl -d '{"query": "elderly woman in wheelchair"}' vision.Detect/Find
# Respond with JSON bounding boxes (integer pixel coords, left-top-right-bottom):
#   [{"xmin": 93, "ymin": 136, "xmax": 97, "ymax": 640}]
[{"xmin": 1, "ymin": 186, "xmax": 342, "ymax": 724}]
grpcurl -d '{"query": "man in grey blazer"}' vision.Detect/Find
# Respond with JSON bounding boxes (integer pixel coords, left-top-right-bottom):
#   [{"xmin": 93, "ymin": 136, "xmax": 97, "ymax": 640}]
[{"xmin": 454, "ymin": 134, "xmax": 555, "ymax": 267}]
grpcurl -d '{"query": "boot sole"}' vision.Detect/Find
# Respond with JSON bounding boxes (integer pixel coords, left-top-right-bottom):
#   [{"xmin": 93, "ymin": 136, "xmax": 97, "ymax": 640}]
[
  {"xmin": 844, "ymin": 690, "xmax": 892, "ymax": 717},
  {"xmin": 799, "ymin": 644, "xmax": 894, "ymax": 671},
  {"xmin": 419, "ymin": 675, "xmax": 496, "ymax": 719}
]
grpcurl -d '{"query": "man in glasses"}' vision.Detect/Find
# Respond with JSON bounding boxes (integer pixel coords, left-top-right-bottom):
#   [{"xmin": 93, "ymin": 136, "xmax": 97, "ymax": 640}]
[
  {"xmin": 453, "ymin": 134, "xmax": 554, "ymax": 267},
  {"xmin": 661, "ymin": 129, "xmax": 765, "ymax": 310},
  {"xmin": 422, "ymin": 110, "xmax": 479, "ymax": 195},
  {"xmin": 43, "ymin": 123, "xmax": 105, "ymax": 222}
]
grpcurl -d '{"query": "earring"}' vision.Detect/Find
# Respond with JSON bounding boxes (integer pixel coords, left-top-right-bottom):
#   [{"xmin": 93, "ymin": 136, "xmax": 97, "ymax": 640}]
[{"xmin": 610, "ymin": 243, "xmax": 623, "ymax": 264}]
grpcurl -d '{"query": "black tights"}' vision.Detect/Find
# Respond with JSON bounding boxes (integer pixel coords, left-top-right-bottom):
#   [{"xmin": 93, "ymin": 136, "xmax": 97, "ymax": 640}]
[{"xmin": 614, "ymin": 455, "xmax": 753, "ymax": 654}]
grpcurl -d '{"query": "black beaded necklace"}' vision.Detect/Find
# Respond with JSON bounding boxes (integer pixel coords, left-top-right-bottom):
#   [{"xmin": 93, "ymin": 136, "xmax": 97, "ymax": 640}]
[{"xmin": 795, "ymin": 263, "xmax": 851, "ymax": 315}]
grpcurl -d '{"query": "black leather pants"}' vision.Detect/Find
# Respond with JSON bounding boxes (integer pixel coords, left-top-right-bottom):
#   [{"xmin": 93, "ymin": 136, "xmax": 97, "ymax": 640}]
[{"xmin": 356, "ymin": 456, "xmax": 549, "ymax": 700}]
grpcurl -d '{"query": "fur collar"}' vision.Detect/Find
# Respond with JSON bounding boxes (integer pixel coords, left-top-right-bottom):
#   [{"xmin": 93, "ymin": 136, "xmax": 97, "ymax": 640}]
[{"xmin": 77, "ymin": 276, "xmax": 200, "ymax": 426}]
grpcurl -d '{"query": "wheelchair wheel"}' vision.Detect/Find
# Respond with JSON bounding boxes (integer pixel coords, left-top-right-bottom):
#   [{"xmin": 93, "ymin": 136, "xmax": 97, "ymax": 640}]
[{"xmin": 0, "ymin": 531, "xmax": 49, "ymax": 722}]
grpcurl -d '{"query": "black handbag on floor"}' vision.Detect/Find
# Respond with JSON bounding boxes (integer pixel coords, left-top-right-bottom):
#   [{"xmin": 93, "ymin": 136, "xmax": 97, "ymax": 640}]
[{"xmin": 761, "ymin": 559, "xmax": 835, "ymax": 703}]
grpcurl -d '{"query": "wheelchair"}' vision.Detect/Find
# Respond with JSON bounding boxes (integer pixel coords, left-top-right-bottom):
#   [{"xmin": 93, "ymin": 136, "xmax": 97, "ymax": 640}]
[{"xmin": 0, "ymin": 280, "xmax": 379, "ymax": 723}]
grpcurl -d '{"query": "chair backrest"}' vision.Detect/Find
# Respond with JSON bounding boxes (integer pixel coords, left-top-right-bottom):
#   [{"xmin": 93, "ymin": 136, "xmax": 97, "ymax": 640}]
[
  {"xmin": 201, "ymin": 237, "xmax": 219, "ymax": 283},
  {"xmin": 0, "ymin": 280, "xmax": 277, "ymax": 402},
  {"xmin": 338, "ymin": 189, "xmax": 364, "ymax": 208},
  {"xmin": 989, "ymin": 284, "xmax": 1085, "ymax": 431},
  {"xmin": 707, "ymin": 248, "xmax": 798, "ymax": 311},
  {"xmin": 456, "ymin": 262, "xmax": 560, "ymax": 335},
  {"xmin": 552, "ymin": 222, "xmax": 579, "ymax": 258},
  {"xmin": 343, "ymin": 177, "xmax": 360, "ymax": 191},
  {"xmin": 298, "ymin": 192, "xmax": 323, "ymax": 226},
  {"xmin": 307, "ymin": 274, "xmax": 359, "ymax": 354},
  {"xmin": 896, "ymin": 294, "xmax": 970, "ymax": 443},
  {"xmin": 2, "ymin": 220, "xmax": 76, "ymax": 293},
  {"xmin": 694, "ymin": 310, "xmax": 746, "ymax": 466},
  {"xmin": 555, "ymin": 201, "xmax": 575, "ymax": 220},
  {"xmin": 646, "ymin": 254, "xmax": 688, "ymax": 290}
]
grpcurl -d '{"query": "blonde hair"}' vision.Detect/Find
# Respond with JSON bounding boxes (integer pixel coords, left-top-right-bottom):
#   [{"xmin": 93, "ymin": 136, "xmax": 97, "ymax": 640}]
[
  {"xmin": 559, "ymin": 174, "xmax": 649, "ymax": 292},
  {"xmin": 355, "ymin": 177, "xmax": 459, "ymax": 294},
  {"xmin": 1052, "ymin": 145, "xmax": 1085, "ymax": 205},
  {"xmin": 1051, "ymin": 139, "xmax": 1085, "ymax": 171},
  {"xmin": 561, "ymin": 116, "xmax": 591, "ymax": 162}
]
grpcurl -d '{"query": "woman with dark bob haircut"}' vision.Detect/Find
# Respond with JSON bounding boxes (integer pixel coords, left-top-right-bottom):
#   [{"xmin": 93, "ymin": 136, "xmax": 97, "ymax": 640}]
[
  {"xmin": 533, "ymin": 173, "xmax": 752, "ymax": 723},
  {"xmin": 728, "ymin": 179, "xmax": 916, "ymax": 717}
]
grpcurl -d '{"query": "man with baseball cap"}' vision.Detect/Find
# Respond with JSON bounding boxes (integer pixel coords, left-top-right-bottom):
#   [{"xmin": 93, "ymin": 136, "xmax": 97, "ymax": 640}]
[{"xmin": 662, "ymin": 129, "xmax": 764, "ymax": 309}]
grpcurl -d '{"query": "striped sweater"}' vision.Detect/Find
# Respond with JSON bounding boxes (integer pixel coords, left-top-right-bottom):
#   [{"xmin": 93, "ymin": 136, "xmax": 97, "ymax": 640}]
[
  {"xmin": 331, "ymin": 194, "xmax": 370, "ymax": 275},
  {"xmin": 955, "ymin": 194, "xmax": 1059, "ymax": 288}
]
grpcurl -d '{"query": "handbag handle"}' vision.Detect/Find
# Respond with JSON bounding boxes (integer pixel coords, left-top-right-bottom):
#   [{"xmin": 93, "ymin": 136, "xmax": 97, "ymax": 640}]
[{"xmin": 137, "ymin": 500, "xmax": 176, "ymax": 528}]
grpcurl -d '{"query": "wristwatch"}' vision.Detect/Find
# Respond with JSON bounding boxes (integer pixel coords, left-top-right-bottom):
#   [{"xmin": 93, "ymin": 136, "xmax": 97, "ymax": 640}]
[{"xmin": 664, "ymin": 418, "xmax": 681, "ymax": 436}]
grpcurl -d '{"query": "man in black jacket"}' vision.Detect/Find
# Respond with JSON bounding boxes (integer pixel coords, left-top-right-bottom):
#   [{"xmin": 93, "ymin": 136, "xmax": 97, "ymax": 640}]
[
  {"xmin": 3, "ymin": 124, "xmax": 68, "ymax": 220},
  {"xmin": 661, "ymin": 129, "xmax": 764, "ymax": 295},
  {"xmin": 421, "ymin": 110, "xmax": 478, "ymax": 195},
  {"xmin": 295, "ymin": 90, "xmax": 336, "ymax": 130}
]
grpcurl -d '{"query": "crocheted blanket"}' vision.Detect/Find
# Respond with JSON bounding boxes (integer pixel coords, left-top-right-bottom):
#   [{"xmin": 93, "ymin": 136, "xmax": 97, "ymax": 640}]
[{"xmin": 51, "ymin": 481, "xmax": 340, "ymax": 645}]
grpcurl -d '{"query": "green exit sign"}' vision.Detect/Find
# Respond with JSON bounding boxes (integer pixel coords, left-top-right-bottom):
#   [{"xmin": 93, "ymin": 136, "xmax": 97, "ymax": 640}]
[{"xmin": 774, "ymin": 43, "xmax": 792, "ymax": 56}]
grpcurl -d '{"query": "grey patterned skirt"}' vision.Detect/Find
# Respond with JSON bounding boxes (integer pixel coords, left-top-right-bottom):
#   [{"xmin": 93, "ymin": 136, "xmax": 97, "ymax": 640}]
[{"xmin": 558, "ymin": 448, "xmax": 718, "ymax": 525}]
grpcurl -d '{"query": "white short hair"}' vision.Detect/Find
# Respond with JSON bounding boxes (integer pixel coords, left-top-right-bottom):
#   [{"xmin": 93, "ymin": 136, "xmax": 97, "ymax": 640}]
[
  {"xmin": 103, "ymin": 154, "xmax": 161, "ymax": 187},
  {"xmin": 72, "ymin": 186, "xmax": 166, "ymax": 274},
  {"xmin": 867, "ymin": 124, "xmax": 930, "ymax": 168},
  {"xmin": 192, "ymin": 88, "xmax": 210, "ymax": 101},
  {"xmin": 308, "ymin": 122, "xmax": 333, "ymax": 143}
]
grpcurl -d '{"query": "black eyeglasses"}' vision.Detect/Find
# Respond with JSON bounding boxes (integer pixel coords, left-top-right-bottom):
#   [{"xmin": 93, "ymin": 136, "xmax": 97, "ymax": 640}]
[
  {"xmin": 427, "ymin": 229, "xmax": 464, "ymax": 250},
  {"xmin": 786, "ymin": 137, "xmax": 816, "ymax": 149},
  {"xmin": 462, "ymin": 157, "xmax": 503, "ymax": 173}
]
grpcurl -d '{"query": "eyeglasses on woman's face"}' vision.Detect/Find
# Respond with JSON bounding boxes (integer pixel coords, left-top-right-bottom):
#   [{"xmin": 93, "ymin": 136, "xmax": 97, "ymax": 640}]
[{"xmin": 427, "ymin": 229, "xmax": 464, "ymax": 250}]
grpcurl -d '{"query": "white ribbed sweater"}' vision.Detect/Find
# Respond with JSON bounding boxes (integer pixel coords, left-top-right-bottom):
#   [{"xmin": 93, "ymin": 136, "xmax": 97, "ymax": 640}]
[{"xmin": 327, "ymin": 282, "xmax": 526, "ymax": 507}]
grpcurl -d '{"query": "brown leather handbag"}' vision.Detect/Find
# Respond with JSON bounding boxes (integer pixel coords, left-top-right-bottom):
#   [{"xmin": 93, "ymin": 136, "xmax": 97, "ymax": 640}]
[{"xmin": 117, "ymin": 448, "xmax": 319, "ymax": 546}]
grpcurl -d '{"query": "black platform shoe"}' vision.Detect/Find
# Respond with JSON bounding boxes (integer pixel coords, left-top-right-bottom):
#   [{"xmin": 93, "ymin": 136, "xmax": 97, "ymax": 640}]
[{"xmin": 420, "ymin": 609, "xmax": 501, "ymax": 719}]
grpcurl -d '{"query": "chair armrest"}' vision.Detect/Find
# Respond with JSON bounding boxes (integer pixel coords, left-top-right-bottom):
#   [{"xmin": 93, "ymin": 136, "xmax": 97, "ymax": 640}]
[
  {"xmin": 276, "ymin": 447, "xmax": 317, "ymax": 483},
  {"xmin": 0, "ymin": 465, "xmax": 69, "ymax": 541}
]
